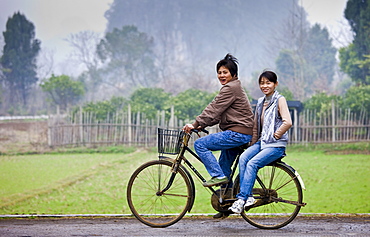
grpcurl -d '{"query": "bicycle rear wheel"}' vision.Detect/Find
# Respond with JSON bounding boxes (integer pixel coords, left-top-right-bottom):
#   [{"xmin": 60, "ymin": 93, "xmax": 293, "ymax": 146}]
[
  {"xmin": 127, "ymin": 159, "xmax": 194, "ymax": 227},
  {"xmin": 235, "ymin": 163, "xmax": 303, "ymax": 229}
]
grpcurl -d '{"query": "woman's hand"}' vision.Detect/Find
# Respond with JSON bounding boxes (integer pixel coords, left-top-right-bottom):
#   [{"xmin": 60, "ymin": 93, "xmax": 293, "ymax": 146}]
[
  {"xmin": 182, "ymin": 124, "xmax": 194, "ymax": 134},
  {"xmin": 273, "ymin": 133, "xmax": 280, "ymax": 139}
]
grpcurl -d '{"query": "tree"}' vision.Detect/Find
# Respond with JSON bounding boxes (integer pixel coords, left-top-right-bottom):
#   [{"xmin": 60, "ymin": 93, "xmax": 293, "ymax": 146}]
[
  {"xmin": 275, "ymin": 49, "xmax": 305, "ymax": 99},
  {"xmin": 0, "ymin": 12, "xmax": 40, "ymax": 107},
  {"xmin": 278, "ymin": 87, "xmax": 294, "ymax": 101},
  {"xmin": 339, "ymin": 0, "xmax": 370, "ymax": 84},
  {"xmin": 129, "ymin": 88, "xmax": 171, "ymax": 119},
  {"xmin": 276, "ymin": 24, "xmax": 337, "ymax": 99},
  {"xmin": 36, "ymin": 48, "xmax": 55, "ymax": 80},
  {"xmin": 342, "ymin": 84, "xmax": 370, "ymax": 116},
  {"xmin": 303, "ymin": 24, "xmax": 337, "ymax": 92},
  {"xmin": 74, "ymin": 87, "xmax": 217, "ymax": 123},
  {"xmin": 303, "ymin": 92, "xmax": 342, "ymax": 118},
  {"xmin": 96, "ymin": 25, "xmax": 157, "ymax": 93},
  {"xmin": 79, "ymin": 96, "xmax": 127, "ymax": 122},
  {"xmin": 172, "ymin": 89, "xmax": 216, "ymax": 122},
  {"xmin": 66, "ymin": 31, "xmax": 103, "ymax": 101},
  {"xmin": 40, "ymin": 74, "xmax": 85, "ymax": 111},
  {"xmin": 77, "ymin": 88, "xmax": 171, "ymax": 122}
]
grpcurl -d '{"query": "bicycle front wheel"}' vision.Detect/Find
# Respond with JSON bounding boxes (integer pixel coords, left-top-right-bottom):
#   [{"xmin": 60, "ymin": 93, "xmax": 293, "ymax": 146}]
[
  {"xmin": 237, "ymin": 163, "xmax": 303, "ymax": 229},
  {"xmin": 127, "ymin": 159, "xmax": 194, "ymax": 227}
]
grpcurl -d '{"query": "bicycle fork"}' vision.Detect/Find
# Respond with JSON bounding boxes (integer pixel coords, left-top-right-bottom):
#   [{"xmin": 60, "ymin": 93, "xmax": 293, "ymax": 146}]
[{"xmin": 155, "ymin": 160, "xmax": 181, "ymax": 196}]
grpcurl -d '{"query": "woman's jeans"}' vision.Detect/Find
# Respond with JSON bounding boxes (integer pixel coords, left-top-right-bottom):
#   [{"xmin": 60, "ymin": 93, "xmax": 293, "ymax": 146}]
[
  {"xmin": 236, "ymin": 141, "xmax": 285, "ymax": 200},
  {"xmin": 194, "ymin": 130, "xmax": 252, "ymax": 179}
]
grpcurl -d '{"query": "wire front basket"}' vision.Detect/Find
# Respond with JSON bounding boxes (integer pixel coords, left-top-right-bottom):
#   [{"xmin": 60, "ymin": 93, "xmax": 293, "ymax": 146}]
[{"xmin": 157, "ymin": 128, "xmax": 184, "ymax": 155}]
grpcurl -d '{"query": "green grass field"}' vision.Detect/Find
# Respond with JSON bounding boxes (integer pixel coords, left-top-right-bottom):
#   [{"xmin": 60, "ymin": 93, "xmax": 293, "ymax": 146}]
[{"xmin": 0, "ymin": 145, "xmax": 369, "ymax": 215}]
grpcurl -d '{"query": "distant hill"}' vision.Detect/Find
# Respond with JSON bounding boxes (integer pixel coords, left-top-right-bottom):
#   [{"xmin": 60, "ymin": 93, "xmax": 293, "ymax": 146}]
[{"xmin": 104, "ymin": 0, "xmax": 308, "ymax": 93}]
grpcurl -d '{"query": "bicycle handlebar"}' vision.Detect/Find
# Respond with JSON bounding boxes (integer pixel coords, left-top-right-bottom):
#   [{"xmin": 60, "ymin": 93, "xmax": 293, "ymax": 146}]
[{"xmin": 191, "ymin": 128, "xmax": 209, "ymax": 135}]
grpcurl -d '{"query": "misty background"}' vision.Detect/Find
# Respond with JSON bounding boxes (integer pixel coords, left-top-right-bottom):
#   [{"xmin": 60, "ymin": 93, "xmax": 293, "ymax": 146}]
[
  {"xmin": 104, "ymin": 0, "xmax": 304, "ymax": 95},
  {"xmin": 0, "ymin": 0, "xmax": 354, "ymax": 115}
]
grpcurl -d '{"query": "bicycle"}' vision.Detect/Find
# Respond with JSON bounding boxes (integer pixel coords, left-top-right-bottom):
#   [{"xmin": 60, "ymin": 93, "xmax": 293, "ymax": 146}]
[{"xmin": 127, "ymin": 128, "xmax": 306, "ymax": 229}]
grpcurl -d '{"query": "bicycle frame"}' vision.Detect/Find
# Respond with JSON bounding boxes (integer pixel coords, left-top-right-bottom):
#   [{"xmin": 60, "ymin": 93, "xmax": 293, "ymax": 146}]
[
  {"xmin": 159, "ymin": 132, "xmax": 241, "ymax": 206},
  {"xmin": 159, "ymin": 131, "xmax": 306, "ymax": 208}
]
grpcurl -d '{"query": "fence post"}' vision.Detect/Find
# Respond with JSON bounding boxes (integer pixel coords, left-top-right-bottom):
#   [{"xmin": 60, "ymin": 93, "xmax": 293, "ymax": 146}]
[
  {"xmin": 332, "ymin": 100, "xmax": 335, "ymax": 142},
  {"xmin": 136, "ymin": 111, "xmax": 140, "ymax": 143},
  {"xmin": 169, "ymin": 105, "xmax": 175, "ymax": 128},
  {"xmin": 293, "ymin": 108, "xmax": 298, "ymax": 142},
  {"xmin": 77, "ymin": 106, "xmax": 83, "ymax": 144},
  {"xmin": 48, "ymin": 111, "xmax": 52, "ymax": 146},
  {"xmin": 128, "ymin": 104, "xmax": 132, "ymax": 144},
  {"xmin": 161, "ymin": 110, "xmax": 165, "ymax": 127}
]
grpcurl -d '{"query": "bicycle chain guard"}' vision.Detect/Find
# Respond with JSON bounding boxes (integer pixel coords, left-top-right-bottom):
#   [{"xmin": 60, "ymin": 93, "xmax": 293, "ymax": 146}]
[{"xmin": 211, "ymin": 188, "xmax": 234, "ymax": 212}]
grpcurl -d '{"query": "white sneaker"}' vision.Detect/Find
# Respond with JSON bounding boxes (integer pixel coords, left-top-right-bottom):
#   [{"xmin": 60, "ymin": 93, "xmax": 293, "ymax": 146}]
[
  {"xmin": 244, "ymin": 196, "xmax": 256, "ymax": 207},
  {"xmin": 228, "ymin": 199, "xmax": 245, "ymax": 214}
]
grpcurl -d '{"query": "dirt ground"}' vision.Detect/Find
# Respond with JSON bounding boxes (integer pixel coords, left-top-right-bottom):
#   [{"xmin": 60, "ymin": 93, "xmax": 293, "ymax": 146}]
[
  {"xmin": 0, "ymin": 121, "xmax": 49, "ymax": 154},
  {"xmin": 0, "ymin": 216, "xmax": 369, "ymax": 236}
]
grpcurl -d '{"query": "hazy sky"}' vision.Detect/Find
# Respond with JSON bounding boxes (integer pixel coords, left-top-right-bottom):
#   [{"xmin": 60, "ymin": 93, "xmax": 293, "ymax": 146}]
[
  {"xmin": 299, "ymin": 0, "xmax": 352, "ymax": 47},
  {"xmin": 0, "ymin": 0, "xmax": 112, "ymax": 75},
  {"xmin": 300, "ymin": 0, "xmax": 348, "ymax": 27},
  {"xmin": 0, "ymin": 0, "xmax": 350, "ymax": 75}
]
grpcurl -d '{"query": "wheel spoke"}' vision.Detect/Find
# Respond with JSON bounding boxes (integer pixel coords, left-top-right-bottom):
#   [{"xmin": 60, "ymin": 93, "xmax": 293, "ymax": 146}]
[
  {"xmin": 237, "ymin": 163, "xmax": 303, "ymax": 229},
  {"xmin": 127, "ymin": 160, "xmax": 193, "ymax": 227}
]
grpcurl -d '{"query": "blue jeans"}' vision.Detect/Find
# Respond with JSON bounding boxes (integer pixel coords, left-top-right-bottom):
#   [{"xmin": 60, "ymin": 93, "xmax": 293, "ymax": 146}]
[
  {"xmin": 194, "ymin": 130, "xmax": 252, "ymax": 179},
  {"xmin": 236, "ymin": 141, "xmax": 285, "ymax": 200}
]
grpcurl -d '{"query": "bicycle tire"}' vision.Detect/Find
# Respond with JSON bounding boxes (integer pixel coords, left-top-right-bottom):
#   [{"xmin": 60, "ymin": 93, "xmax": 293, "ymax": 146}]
[
  {"xmin": 127, "ymin": 159, "xmax": 194, "ymax": 227},
  {"xmin": 234, "ymin": 163, "xmax": 303, "ymax": 229}
]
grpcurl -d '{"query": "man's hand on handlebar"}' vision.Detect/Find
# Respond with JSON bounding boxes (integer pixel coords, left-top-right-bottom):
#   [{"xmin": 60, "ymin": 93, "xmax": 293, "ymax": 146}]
[
  {"xmin": 182, "ymin": 124, "xmax": 195, "ymax": 134},
  {"xmin": 182, "ymin": 124, "xmax": 209, "ymax": 135}
]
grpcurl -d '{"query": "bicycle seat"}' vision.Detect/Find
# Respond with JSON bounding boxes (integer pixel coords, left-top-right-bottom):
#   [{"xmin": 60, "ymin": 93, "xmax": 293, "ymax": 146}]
[
  {"xmin": 238, "ymin": 142, "xmax": 250, "ymax": 150},
  {"xmin": 267, "ymin": 153, "xmax": 286, "ymax": 166}
]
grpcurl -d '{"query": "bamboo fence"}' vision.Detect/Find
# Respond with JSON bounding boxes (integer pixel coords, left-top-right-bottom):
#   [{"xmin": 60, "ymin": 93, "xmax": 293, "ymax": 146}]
[{"xmin": 47, "ymin": 103, "xmax": 370, "ymax": 147}]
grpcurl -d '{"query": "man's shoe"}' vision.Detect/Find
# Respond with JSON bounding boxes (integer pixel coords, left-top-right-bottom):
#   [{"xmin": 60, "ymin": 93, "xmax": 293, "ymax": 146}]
[
  {"xmin": 213, "ymin": 211, "xmax": 231, "ymax": 219},
  {"xmin": 203, "ymin": 177, "xmax": 229, "ymax": 187},
  {"xmin": 228, "ymin": 199, "xmax": 245, "ymax": 214},
  {"xmin": 244, "ymin": 196, "xmax": 256, "ymax": 207}
]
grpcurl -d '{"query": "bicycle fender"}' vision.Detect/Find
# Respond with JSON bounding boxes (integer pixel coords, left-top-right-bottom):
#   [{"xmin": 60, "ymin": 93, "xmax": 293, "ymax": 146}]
[
  {"xmin": 159, "ymin": 157, "xmax": 196, "ymax": 211},
  {"xmin": 295, "ymin": 170, "xmax": 306, "ymax": 190},
  {"xmin": 277, "ymin": 161, "xmax": 306, "ymax": 191}
]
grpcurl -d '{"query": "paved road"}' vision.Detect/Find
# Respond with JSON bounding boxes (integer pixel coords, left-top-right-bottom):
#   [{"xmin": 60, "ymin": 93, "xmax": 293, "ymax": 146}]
[{"xmin": 1, "ymin": 216, "xmax": 369, "ymax": 236}]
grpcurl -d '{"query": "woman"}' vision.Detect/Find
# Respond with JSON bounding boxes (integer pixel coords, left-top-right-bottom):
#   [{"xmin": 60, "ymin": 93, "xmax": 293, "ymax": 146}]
[
  {"xmin": 229, "ymin": 70, "xmax": 292, "ymax": 214},
  {"xmin": 183, "ymin": 53, "xmax": 254, "ymax": 189}
]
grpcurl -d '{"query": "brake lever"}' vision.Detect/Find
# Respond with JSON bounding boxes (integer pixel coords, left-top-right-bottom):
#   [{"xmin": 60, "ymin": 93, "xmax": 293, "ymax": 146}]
[{"xmin": 191, "ymin": 128, "xmax": 209, "ymax": 137}]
